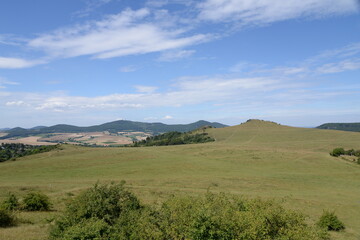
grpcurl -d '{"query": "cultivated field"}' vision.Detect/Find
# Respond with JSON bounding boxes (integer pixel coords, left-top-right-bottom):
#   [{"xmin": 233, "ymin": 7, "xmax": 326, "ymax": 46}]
[
  {"xmin": 0, "ymin": 133, "xmax": 8, "ymax": 138},
  {"xmin": 0, "ymin": 120, "xmax": 360, "ymax": 240},
  {"xmin": 0, "ymin": 136, "xmax": 57, "ymax": 145},
  {"xmin": 0, "ymin": 131, "xmax": 151, "ymax": 146}
]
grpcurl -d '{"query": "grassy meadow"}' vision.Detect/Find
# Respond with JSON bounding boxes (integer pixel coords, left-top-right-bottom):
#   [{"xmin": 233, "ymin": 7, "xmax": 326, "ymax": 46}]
[{"xmin": 0, "ymin": 120, "xmax": 359, "ymax": 240}]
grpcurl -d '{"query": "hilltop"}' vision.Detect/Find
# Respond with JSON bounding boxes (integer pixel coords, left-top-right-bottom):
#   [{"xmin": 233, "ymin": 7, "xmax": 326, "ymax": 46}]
[
  {"xmin": 317, "ymin": 122, "xmax": 360, "ymax": 132},
  {"xmin": 0, "ymin": 120, "xmax": 227, "ymax": 139}
]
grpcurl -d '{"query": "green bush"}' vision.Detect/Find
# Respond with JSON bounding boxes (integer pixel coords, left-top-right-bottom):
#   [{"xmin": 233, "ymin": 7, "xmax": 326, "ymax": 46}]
[
  {"xmin": 357, "ymin": 157, "xmax": 360, "ymax": 164},
  {"xmin": 115, "ymin": 208, "xmax": 164, "ymax": 240},
  {"xmin": 156, "ymin": 194, "xmax": 328, "ymax": 240},
  {"xmin": 317, "ymin": 211, "xmax": 345, "ymax": 231},
  {"xmin": 0, "ymin": 209, "xmax": 16, "ymax": 227},
  {"xmin": 330, "ymin": 148, "xmax": 345, "ymax": 157},
  {"xmin": 51, "ymin": 183, "xmax": 328, "ymax": 240},
  {"xmin": 1, "ymin": 193, "xmax": 19, "ymax": 211},
  {"xmin": 58, "ymin": 218, "xmax": 111, "ymax": 240},
  {"xmin": 22, "ymin": 192, "xmax": 51, "ymax": 211},
  {"xmin": 50, "ymin": 182, "xmax": 140, "ymax": 239}
]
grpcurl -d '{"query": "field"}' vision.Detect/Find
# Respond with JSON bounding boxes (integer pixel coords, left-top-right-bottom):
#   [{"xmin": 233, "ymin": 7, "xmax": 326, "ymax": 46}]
[
  {"xmin": 0, "ymin": 131, "xmax": 151, "ymax": 146},
  {"xmin": 0, "ymin": 136, "xmax": 57, "ymax": 146},
  {"xmin": 0, "ymin": 120, "xmax": 360, "ymax": 240}
]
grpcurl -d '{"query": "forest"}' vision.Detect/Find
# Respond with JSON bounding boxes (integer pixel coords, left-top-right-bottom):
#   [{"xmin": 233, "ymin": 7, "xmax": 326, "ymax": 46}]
[{"xmin": 0, "ymin": 143, "xmax": 58, "ymax": 162}]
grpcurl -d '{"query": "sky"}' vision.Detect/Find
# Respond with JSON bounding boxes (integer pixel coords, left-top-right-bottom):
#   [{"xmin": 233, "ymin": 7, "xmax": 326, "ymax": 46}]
[{"xmin": 0, "ymin": 0, "xmax": 360, "ymax": 128}]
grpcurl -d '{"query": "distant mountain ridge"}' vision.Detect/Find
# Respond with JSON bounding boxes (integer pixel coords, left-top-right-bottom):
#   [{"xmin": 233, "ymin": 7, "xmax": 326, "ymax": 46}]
[
  {"xmin": 316, "ymin": 122, "xmax": 360, "ymax": 132},
  {"xmin": 0, "ymin": 120, "xmax": 228, "ymax": 139}
]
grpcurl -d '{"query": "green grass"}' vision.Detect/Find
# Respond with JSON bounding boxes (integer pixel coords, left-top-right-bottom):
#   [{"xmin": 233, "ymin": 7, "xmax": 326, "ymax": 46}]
[{"xmin": 0, "ymin": 120, "xmax": 360, "ymax": 239}]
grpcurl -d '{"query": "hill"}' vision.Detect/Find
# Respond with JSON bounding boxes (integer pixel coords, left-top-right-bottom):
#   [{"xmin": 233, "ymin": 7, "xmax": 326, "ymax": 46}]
[
  {"xmin": 1, "ymin": 119, "xmax": 360, "ymax": 240},
  {"xmin": 316, "ymin": 122, "xmax": 360, "ymax": 132},
  {"xmin": 0, "ymin": 120, "xmax": 227, "ymax": 139}
]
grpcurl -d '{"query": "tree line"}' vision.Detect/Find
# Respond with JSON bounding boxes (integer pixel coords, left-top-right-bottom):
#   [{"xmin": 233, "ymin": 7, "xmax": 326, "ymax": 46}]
[
  {"xmin": 330, "ymin": 147, "xmax": 360, "ymax": 164},
  {"xmin": 132, "ymin": 131, "xmax": 215, "ymax": 147},
  {"xmin": 0, "ymin": 143, "xmax": 59, "ymax": 162}
]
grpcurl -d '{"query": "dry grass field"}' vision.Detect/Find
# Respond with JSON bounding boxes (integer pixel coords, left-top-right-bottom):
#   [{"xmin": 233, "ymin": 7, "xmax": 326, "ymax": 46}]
[
  {"xmin": 0, "ymin": 131, "xmax": 151, "ymax": 146},
  {"xmin": 0, "ymin": 136, "xmax": 57, "ymax": 145},
  {"xmin": 0, "ymin": 120, "xmax": 359, "ymax": 240},
  {"xmin": 38, "ymin": 132, "xmax": 134, "ymax": 145}
]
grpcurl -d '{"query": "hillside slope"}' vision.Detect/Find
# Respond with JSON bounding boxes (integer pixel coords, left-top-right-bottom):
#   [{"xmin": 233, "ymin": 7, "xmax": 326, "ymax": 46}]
[
  {"xmin": 0, "ymin": 120, "xmax": 227, "ymax": 139},
  {"xmin": 317, "ymin": 122, "xmax": 360, "ymax": 132},
  {"xmin": 0, "ymin": 119, "xmax": 360, "ymax": 240}
]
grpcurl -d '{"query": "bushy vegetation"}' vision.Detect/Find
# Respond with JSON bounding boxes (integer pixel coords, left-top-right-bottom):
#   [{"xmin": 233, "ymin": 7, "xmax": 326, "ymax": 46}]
[
  {"xmin": 0, "ymin": 209, "xmax": 16, "ymax": 228},
  {"xmin": 50, "ymin": 182, "xmax": 329, "ymax": 240},
  {"xmin": 317, "ymin": 211, "xmax": 345, "ymax": 231},
  {"xmin": 50, "ymin": 182, "xmax": 140, "ymax": 239},
  {"xmin": 0, "ymin": 193, "xmax": 19, "ymax": 211},
  {"xmin": 133, "ymin": 131, "xmax": 215, "ymax": 147},
  {"xmin": 22, "ymin": 192, "xmax": 51, "ymax": 211},
  {"xmin": 317, "ymin": 122, "xmax": 360, "ymax": 132},
  {"xmin": 330, "ymin": 147, "xmax": 360, "ymax": 157},
  {"xmin": 0, "ymin": 143, "xmax": 59, "ymax": 162}
]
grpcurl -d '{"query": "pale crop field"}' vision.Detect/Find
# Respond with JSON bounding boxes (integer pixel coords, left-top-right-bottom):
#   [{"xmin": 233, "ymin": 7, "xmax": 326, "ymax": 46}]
[{"xmin": 0, "ymin": 120, "xmax": 359, "ymax": 240}]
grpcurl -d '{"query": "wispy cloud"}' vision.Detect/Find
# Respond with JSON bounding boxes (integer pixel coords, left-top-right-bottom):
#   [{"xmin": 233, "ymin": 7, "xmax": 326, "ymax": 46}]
[
  {"xmin": 158, "ymin": 49, "xmax": 195, "ymax": 61},
  {"xmin": 230, "ymin": 42, "xmax": 360, "ymax": 77},
  {"xmin": 5, "ymin": 101, "xmax": 26, "ymax": 106},
  {"xmin": 0, "ymin": 57, "xmax": 45, "ymax": 69},
  {"xmin": 1, "ymin": 1, "xmax": 358, "ymax": 70},
  {"xmin": 28, "ymin": 8, "xmax": 210, "ymax": 60},
  {"xmin": 0, "ymin": 75, "xmax": 286, "ymax": 113},
  {"xmin": 0, "ymin": 77, "xmax": 19, "ymax": 88},
  {"xmin": 73, "ymin": 0, "xmax": 114, "ymax": 18},
  {"xmin": 316, "ymin": 58, "xmax": 360, "ymax": 74},
  {"xmin": 163, "ymin": 115, "xmax": 173, "ymax": 119},
  {"xmin": 197, "ymin": 0, "xmax": 358, "ymax": 24},
  {"xmin": 134, "ymin": 85, "xmax": 158, "ymax": 93}
]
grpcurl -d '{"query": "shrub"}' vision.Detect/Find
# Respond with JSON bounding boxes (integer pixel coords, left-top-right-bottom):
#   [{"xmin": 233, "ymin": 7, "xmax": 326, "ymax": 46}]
[
  {"xmin": 115, "ymin": 208, "xmax": 164, "ymax": 240},
  {"xmin": 51, "ymin": 183, "xmax": 328, "ymax": 240},
  {"xmin": 50, "ymin": 182, "xmax": 140, "ymax": 239},
  {"xmin": 345, "ymin": 149, "xmax": 355, "ymax": 156},
  {"xmin": 0, "ymin": 209, "xmax": 16, "ymax": 227},
  {"xmin": 330, "ymin": 148, "xmax": 345, "ymax": 157},
  {"xmin": 357, "ymin": 157, "xmax": 360, "ymax": 165},
  {"xmin": 1, "ymin": 193, "xmax": 19, "ymax": 211},
  {"xmin": 317, "ymin": 211, "xmax": 345, "ymax": 231},
  {"xmin": 157, "ymin": 193, "xmax": 328, "ymax": 240},
  {"xmin": 22, "ymin": 192, "xmax": 51, "ymax": 211},
  {"xmin": 58, "ymin": 218, "xmax": 111, "ymax": 240}
]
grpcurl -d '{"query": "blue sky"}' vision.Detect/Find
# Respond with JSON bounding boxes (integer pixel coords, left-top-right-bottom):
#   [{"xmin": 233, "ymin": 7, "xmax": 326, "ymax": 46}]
[{"xmin": 0, "ymin": 0, "xmax": 359, "ymax": 128}]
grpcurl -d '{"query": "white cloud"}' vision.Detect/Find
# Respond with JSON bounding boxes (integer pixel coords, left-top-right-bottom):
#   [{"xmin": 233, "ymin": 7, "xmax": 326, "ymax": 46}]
[
  {"xmin": 146, "ymin": 0, "xmax": 194, "ymax": 8},
  {"xmin": 316, "ymin": 58, "xmax": 360, "ymax": 74},
  {"xmin": 163, "ymin": 115, "xmax": 173, "ymax": 119},
  {"xmin": 0, "ymin": 77, "xmax": 19, "ymax": 88},
  {"xmin": 2, "ymin": 76, "xmax": 282, "ymax": 112},
  {"xmin": 28, "ymin": 8, "xmax": 209, "ymax": 60},
  {"xmin": 198, "ymin": 0, "xmax": 358, "ymax": 24},
  {"xmin": 5, "ymin": 101, "xmax": 25, "ymax": 106},
  {"xmin": 73, "ymin": 0, "xmax": 114, "ymax": 18},
  {"xmin": 2, "ymin": 42, "xmax": 360, "ymax": 116},
  {"xmin": 0, "ymin": 57, "xmax": 44, "ymax": 69},
  {"xmin": 158, "ymin": 49, "xmax": 195, "ymax": 61},
  {"xmin": 229, "ymin": 42, "xmax": 360, "ymax": 77},
  {"xmin": 134, "ymin": 85, "xmax": 158, "ymax": 93}
]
